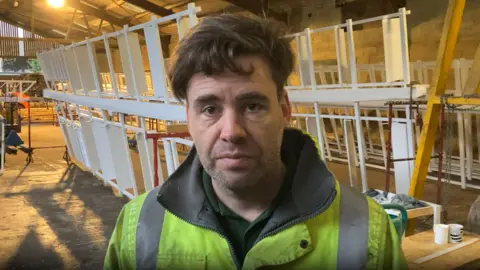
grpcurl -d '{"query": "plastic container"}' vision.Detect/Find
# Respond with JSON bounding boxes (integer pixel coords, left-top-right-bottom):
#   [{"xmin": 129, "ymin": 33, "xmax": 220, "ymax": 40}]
[{"xmin": 382, "ymin": 204, "xmax": 408, "ymax": 241}]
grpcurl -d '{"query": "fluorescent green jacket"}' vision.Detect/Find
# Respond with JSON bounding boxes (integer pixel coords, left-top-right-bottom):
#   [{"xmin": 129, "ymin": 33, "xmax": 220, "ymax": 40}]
[{"xmin": 105, "ymin": 129, "xmax": 407, "ymax": 270}]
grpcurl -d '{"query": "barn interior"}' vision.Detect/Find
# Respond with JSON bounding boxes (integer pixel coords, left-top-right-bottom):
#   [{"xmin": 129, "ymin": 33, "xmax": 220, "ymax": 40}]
[{"xmin": 2, "ymin": 0, "xmax": 480, "ymax": 269}]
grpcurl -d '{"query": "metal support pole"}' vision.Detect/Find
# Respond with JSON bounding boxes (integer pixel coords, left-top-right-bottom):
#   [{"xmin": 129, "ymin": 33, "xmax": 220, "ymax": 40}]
[
  {"xmin": 437, "ymin": 103, "xmax": 445, "ymax": 205},
  {"xmin": 152, "ymin": 137, "xmax": 160, "ymax": 187},
  {"xmin": 385, "ymin": 103, "xmax": 393, "ymax": 193},
  {"xmin": 146, "ymin": 132, "xmax": 190, "ymax": 186},
  {"xmin": 314, "ymin": 102, "xmax": 326, "ymax": 160},
  {"xmin": 354, "ymin": 102, "xmax": 368, "ymax": 192},
  {"xmin": 28, "ymin": 101, "xmax": 31, "ymax": 149}
]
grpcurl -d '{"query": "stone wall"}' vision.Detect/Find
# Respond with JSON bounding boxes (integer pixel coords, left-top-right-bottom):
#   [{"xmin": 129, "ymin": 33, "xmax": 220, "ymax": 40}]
[{"xmin": 290, "ymin": 0, "xmax": 480, "ymax": 65}]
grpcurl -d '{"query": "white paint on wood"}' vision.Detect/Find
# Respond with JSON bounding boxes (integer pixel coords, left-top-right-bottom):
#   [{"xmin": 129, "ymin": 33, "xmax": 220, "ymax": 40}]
[
  {"xmin": 63, "ymin": 49, "xmax": 83, "ymax": 91},
  {"xmin": 79, "ymin": 117, "xmax": 101, "ymax": 173},
  {"xmin": 65, "ymin": 123, "xmax": 83, "ymax": 165},
  {"xmin": 298, "ymin": 33, "xmax": 311, "ymax": 86},
  {"xmin": 73, "ymin": 45, "xmax": 100, "ymax": 92},
  {"xmin": 464, "ymin": 114, "xmax": 473, "ymax": 180},
  {"xmin": 391, "ymin": 122, "xmax": 414, "ymax": 194},
  {"xmin": 287, "ymin": 85, "xmax": 428, "ymax": 104},
  {"xmin": 92, "ymin": 119, "xmax": 116, "ymax": 182},
  {"xmin": 57, "ymin": 118, "xmax": 73, "ymax": 160},
  {"xmin": 463, "ymin": 45, "xmax": 480, "ymax": 95},
  {"xmin": 383, "ymin": 18, "xmax": 403, "ymax": 82},
  {"xmin": 136, "ymin": 132, "xmax": 154, "ymax": 191},
  {"xmin": 144, "ymin": 20, "xmax": 168, "ymax": 98},
  {"xmin": 75, "ymin": 127, "xmax": 91, "ymax": 169},
  {"xmin": 354, "ymin": 102, "xmax": 368, "ymax": 192},
  {"xmin": 163, "ymin": 139, "xmax": 175, "ymax": 176},
  {"xmin": 117, "ymin": 32, "xmax": 148, "ymax": 96},
  {"xmin": 457, "ymin": 113, "xmax": 466, "ymax": 188},
  {"xmin": 177, "ymin": 9, "xmax": 198, "ymax": 40},
  {"xmin": 344, "ymin": 119, "xmax": 360, "ymax": 189},
  {"xmin": 44, "ymin": 90, "xmax": 187, "ymax": 121},
  {"xmin": 107, "ymin": 124, "xmax": 135, "ymax": 193},
  {"xmin": 335, "ymin": 27, "xmax": 349, "ymax": 84}
]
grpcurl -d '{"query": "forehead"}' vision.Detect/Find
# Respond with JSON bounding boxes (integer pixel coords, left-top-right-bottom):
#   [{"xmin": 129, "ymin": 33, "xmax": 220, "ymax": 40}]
[{"xmin": 186, "ymin": 56, "xmax": 276, "ymax": 102}]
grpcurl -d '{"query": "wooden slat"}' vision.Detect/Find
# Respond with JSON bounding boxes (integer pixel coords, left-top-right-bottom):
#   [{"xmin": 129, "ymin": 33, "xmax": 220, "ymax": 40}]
[
  {"xmin": 123, "ymin": 0, "xmax": 173, "ymax": 17},
  {"xmin": 463, "ymin": 44, "xmax": 480, "ymax": 95}
]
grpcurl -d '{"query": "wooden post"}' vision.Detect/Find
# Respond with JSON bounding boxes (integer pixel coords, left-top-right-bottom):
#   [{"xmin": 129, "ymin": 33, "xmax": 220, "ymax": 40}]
[
  {"xmin": 407, "ymin": 0, "xmax": 466, "ymax": 235},
  {"xmin": 408, "ymin": 0, "xmax": 466, "ymax": 199},
  {"xmin": 83, "ymin": 12, "xmax": 92, "ymax": 38},
  {"xmin": 66, "ymin": 9, "xmax": 77, "ymax": 40},
  {"xmin": 97, "ymin": 19, "xmax": 104, "ymax": 36}
]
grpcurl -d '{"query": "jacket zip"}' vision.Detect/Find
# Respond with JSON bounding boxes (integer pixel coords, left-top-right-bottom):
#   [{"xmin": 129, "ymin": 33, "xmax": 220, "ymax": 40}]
[
  {"xmin": 253, "ymin": 188, "xmax": 336, "ymax": 247},
  {"xmin": 158, "ymin": 202, "xmax": 243, "ymax": 270},
  {"xmin": 158, "ymin": 188, "xmax": 336, "ymax": 270}
]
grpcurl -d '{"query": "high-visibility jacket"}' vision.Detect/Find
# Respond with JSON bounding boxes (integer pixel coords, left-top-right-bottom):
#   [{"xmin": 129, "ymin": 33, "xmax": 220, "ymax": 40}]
[{"xmin": 104, "ymin": 129, "xmax": 407, "ymax": 270}]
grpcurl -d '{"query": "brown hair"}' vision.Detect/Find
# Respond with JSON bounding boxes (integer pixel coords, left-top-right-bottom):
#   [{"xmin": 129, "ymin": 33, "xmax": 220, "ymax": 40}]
[{"xmin": 168, "ymin": 14, "xmax": 294, "ymax": 101}]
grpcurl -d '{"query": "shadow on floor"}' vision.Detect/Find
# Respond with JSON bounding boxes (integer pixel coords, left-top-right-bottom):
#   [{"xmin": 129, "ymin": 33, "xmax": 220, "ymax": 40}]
[
  {"xmin": 3, "ymin": 164, "xmax": 128, "ymax": 269},
  {"xmin": 7, "ymin": 228, "xmax": 64, "ymax": 270}
]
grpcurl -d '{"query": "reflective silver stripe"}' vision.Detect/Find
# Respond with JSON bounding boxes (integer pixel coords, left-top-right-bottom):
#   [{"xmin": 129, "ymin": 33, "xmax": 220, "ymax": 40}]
[
  {"xmin": 136, "ymin": 187, "xmax": 165, "ymax": 270},
  {"xmin": 337, "ymin": 184, "xmax": 369, "ymax": 270}
]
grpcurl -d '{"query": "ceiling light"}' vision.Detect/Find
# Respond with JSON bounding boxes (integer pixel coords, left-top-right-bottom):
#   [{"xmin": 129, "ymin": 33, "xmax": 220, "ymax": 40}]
[{"xmin": 47, "ymin": 0, "xmax": 64, "ymax": 8}]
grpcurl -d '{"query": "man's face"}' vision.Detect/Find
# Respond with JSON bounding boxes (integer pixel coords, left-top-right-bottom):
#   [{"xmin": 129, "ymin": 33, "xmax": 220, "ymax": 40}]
[{"xmin": 186, "ymin": 56, "xmax": 289, "ymax": 191}]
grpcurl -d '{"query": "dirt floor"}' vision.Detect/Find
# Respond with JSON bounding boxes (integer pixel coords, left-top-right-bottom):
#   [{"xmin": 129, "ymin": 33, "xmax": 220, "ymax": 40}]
[{"xmin": 1, "ymin": 124, "xmax": 479, "ymax": 269}]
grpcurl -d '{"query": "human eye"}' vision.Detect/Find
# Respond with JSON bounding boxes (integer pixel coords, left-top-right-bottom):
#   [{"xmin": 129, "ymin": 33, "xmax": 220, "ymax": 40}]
[
  {"xmin": 245, "ymin": 103, "xmax": 264, "ymax": 113},
  {"xmin": 202, "ymin": 105, "xmax": 218, "ymax": 116}
]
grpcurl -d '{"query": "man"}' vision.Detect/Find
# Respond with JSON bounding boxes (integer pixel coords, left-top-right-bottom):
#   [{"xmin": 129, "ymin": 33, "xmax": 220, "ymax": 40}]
[{"xmin": 104, "ymin": 14, "xmax": 407, "ymax": 270}]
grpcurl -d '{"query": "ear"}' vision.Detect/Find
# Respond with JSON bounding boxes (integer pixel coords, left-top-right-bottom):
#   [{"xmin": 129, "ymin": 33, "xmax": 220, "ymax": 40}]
[{"xmin": 280, "ymin": 90, "xmax": 292, "ymax": 124}]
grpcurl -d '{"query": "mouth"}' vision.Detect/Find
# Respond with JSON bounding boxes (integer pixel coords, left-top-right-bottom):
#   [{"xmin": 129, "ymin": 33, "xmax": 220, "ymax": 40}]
[
  {"xmin": 215, "ymin": 154, "xmax": 255, "ymax": 169},
  {"xmin": 216, "ymin": 154, "xmax": 252, "ymax": 159}
]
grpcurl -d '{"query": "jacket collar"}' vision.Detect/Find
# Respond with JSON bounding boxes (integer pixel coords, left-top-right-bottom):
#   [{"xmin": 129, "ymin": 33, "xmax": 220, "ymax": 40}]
[{"xmin": 157, "ymin": 128, "xmax": 337, "ymax": 233}]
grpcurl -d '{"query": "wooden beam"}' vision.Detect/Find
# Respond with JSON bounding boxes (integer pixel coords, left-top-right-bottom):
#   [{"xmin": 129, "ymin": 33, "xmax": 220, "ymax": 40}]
[
  {"xmin": 97, "ymin": 19, "xmax": 104, "ymax": 35},
  {"xmin": 66, "ymin": 9, "xmax": 77, "ymax": 39},
  {"xmin": 161, "ymin": 34, "xmax": 171, "ymax": 58},
  {"xmin": 10, "ymin": 9, "xmax": 89, "ymax": 35},
  {"xmin": 105, "ymin": 0, "xmax": 124, "ymax": 10},
  {"xmin": 463, "ymin": 44, "xmax": 480, "ymax": 95},
  {"xmin": 66, "ymin": 0, "xmax": 170, "ymax": 37},
  {"xmin": 30, "ymin": 1, "xmax": 35, "ymax": 36},
  {"xmin": 224, "ymin": 0, "xmax": 287, "ymax": 23},
  {"xmin": 83, "ymin": 12, "xmax": 93, "ymax": 37},
  {"xmin": 122, "ymin": 0, "xmax": 173, "ymax": 17},
  {"xmin": 0, "ymin": 16, "xmax": 63, "ymax": 38},
  {"xmin": 0, "ymin": 37, "xmax": 82, "ymax": 44},
  {"xmin": 407, "ymin": 0, "xmax": 466, "ymax": 234},
  {"xmin": 67, "ymin": 0, "xmax": 130, "ymax": 27}
]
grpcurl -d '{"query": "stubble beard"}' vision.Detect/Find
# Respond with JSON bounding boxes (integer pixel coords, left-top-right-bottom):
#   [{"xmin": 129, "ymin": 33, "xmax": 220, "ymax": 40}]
[{"xmin": 200, "ymin": 148, "xmax": 283, "ymax": 194}]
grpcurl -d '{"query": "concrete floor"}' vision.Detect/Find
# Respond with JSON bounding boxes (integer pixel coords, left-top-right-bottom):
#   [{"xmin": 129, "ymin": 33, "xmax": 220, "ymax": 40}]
[
  {"xmin": 1, "ymin": 124, "xmax": 479, "ymax": 269},
  {"xmin": 0, "ymin": 124, "xmax": 128, "ymax": 269}
]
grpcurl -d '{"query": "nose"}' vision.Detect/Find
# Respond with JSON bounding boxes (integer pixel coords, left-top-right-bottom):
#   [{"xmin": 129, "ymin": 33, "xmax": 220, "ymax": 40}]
[{"xmin": 219, "ymin": 108, "xmax": 246, "ymax": 143}]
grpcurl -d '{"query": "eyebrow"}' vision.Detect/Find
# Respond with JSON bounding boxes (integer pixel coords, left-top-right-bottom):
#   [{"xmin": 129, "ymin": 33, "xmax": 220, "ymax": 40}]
[
  {"xmin": 235, "ymin": 92, "xmax": 269, "ymax": 103},
  {"xmin": 191, "ymin": 91, "xmax": 270, "ymax": 108},
  {"xmin": 192, "ymin": 94, "xmax": 222, "ymax": 108}
]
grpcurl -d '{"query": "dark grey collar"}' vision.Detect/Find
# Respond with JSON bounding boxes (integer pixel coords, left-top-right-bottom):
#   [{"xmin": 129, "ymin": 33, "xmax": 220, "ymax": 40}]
[{"xmin": 157, "ymin": 128, "xmax": 337, "ymax": 234}]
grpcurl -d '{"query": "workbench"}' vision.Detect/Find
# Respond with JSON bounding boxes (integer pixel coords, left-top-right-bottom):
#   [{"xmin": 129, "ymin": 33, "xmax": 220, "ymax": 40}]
[
  {"xmin": 374, "ymin": 189, "xmax": 442, "ymax": 225},
  {"xmin": 403, "ymin": 230, "xmax": 480, "ymax": 269}
]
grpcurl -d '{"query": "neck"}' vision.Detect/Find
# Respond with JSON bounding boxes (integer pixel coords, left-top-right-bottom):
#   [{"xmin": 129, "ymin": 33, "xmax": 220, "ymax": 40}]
[{"xmin": 212, "ymin": 164, "xmax": 285, "ymax": 222}]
